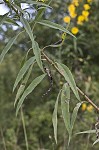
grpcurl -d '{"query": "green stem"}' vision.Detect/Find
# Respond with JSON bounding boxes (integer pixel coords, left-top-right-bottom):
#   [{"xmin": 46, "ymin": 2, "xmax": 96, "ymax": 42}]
[{"xmin": 21, "ymin": 107, "xmax": 29, "ymax": 150}]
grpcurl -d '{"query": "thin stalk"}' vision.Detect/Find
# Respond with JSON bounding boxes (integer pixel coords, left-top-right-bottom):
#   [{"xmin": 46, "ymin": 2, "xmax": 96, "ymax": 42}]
[
  {"xmin": 41, "ymin": 51, "xmax": 99, "ymax": 112},
  {"xmin": 21, "ymin": 107, "xmax": 29, "ymax": 150}
]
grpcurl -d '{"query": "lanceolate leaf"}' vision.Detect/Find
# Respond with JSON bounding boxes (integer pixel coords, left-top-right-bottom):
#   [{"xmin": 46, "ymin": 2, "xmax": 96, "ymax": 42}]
[
  {"xmin": 76, "ymin": 130, "xmax": 99, "ymax": 135},
  {"xmin": 13, "ymin": 56, "xmax": 35, "ymax": 91},
  {"xmin": 16, "ymin": 73, "xmax": 46, "ymax": 115},
  {"xmin": 0, "ymin": 34, "xmax": 18, "ymax": 64},
  {"xmin": 0, "ymin": 13, "xmax": 9, "ymax": 26},
  {"xmin": 70, "ymin": 102, "xmax": 83, "ymax": 132},
  {"xmin": 14, "ymin": 65, "xmax": 33, "ymax": 107},
  {"xmin": 52, "ymin": 90, "xmax": 61, "ymax": 144},
  {"xmin": 20, "ymin": 16, "xmax": 44, "ymax": 72},
  {"xmin": 56, "ymin": 63, "xmax": 80, "ymax": 101},
  {"xmin": 37, "ymin": 20, "xmax": 75, "ymax": 38},
  {"xmin": 93, "ymin": 139, "xmax": 99, "ymax": 145},
  {"xmin": 61, "ymin": 83, "xmax": 71, "ymax": 134}
]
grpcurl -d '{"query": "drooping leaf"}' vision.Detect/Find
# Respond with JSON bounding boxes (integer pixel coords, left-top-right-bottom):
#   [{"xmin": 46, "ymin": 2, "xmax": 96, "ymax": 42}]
[
  {"xmin": 0, "ymin": 13, "xmax": 9, "ymax": 26},
  {"xmin": 61, "ymin": 83, "xmax": 71, "ymax": 134},
  {"xmin": 93, "ymin": 139, "xmax": 99, "ymax": 145},
  {"xmin": 16, "ymin": 73, "xmax": 46, "ymax": 115},
  {"xmin": 0, "ymin": 34, "xmax": 18, "ymax": 64},
  {"xmin": 20, "ymin": 16, "xmax": 44, "ymax": 72},
  {"xmin": 70, "ymin": 102, "xmax": 83, "ymax": 132},
  {"xmin": 13, "ymin": 56, "xmax": 35, "ymax": 91},
  {"xmin": 4, "ymin": 18, "xmax": 19, "ymax": 26},
  {"xmin": 14, "ymin": 64, "xmax": 33, "ymax": 106},
  {"xmin": 37, "ymin": 20, "xmax": 75, "ymax": 38},
  {"xmin": 76, "ymin": 130, "xmax": 99, "ymax": 135},
  {"xmin": 52, "ymin": 90, "xmax": 61, "ymax": 144},
  {"xmin": 56, "ymin": 63, "xmax": 80, "ymax": 101},
  {"xmin": 33, "ymin": 41, "xmax": 44, "ymax": 72}
]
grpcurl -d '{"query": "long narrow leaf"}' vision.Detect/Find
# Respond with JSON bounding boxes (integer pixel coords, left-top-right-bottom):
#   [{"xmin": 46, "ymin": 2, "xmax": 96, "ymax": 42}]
[
  {"xmin": 0, "ymin": 34, "xmax": 18, "ymax": 64},
  {"xmin": 13, "ymin": 56, "xmax": 35, "ymax": 91},
  {"xmin": 93, "ymin": 139, "xmax": 99, "ymax": 145},
  {"xmin": 71, "ymin": 102, "xmax": 83, "ymax": 132},
  {"xmin": 61, "ymin": 83, "xmax": 71, "ymax": 134},
  {"xmin": 76, "ymin": 130, "xmax": 99, "ymax": 135},
  {"xmin": 0, "ymin": 13, "xmax": 9, "ymax": 26},
  {"xmin": 20, "ymin": 17, "xmax": 44, "ymax": 71},
  {"xmin": 16, "ymin": 73, "xmax": 46, "ymax": 115},
  {"xmin": 52, "ymin": 90, "xmax": 61, "ymax": 144},
  {"xmin": 37, "ymin": 20, "xmax": 75, "ymax": 38},
  {"xmin": 56, "ymin": 63, "xmax": 80, "ymax": 101},
  {"xmin": 14, "ymin": 64, "xmax": 33, "ymax": 106}
]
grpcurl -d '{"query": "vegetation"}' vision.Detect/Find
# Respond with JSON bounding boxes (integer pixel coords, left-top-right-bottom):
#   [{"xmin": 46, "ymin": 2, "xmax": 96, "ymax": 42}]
[{"xmin": 0, "ymin": 0, "xmax": 99, "ymax": 149}]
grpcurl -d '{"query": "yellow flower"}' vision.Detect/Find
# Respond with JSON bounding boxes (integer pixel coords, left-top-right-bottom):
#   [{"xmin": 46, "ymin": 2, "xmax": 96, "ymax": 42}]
[
  {"xmin": 63, "ymin": 16, "xmax": 71, "ymax": 23},
  {"xmin": 77, "ymin": 21, "xmax": 83, "ymax": 25},
  {"xmin": 71, "ymin": 27, "xmax": 79, "ymax": 35},
  {"xmin": 82, "ymin": 10, "xmax": 89, "ymax": 17},
  {"xmin": 81, "ymin": 103, "xmax": 87, "ymax": 111},
  {"xmin": 87, "ymin": 105, "xmax": 94, "ymax": 112},
  {"xmin": 68, "ymin": 4, "xmax": 76, "ymax": 12},
  {"xmin": 84, "ymin": 4, "xmax": 91, "ymax": 10},
  {"xmin": 87, "ymin": 0, "xmax": 92, "ymax": 3},
  {"xmin": 72, "ymin": 0, "xmax": 79, "ymax": 7},
  {"xmin": 70, "ymin": 12, "xmax": 77, "ymax": 18},
  {"xmin": 78, "ymin": 15, "xmax": 85, "ymax": 22}
]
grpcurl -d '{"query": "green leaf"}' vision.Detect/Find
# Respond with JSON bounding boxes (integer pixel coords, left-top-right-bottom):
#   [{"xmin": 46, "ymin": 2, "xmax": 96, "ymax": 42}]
[
  {"xmin": 16, "ymin": 73, "xmax": 46, "ymax": 115},
  {"xmin": 0, "ymin": 34, "xmax": 18, "ymax": 64},
  {"xmin": 14, "ymin": 64, "xmax": 33, "ymax": 107},
  {"xmin": 93, "ymin": 139, "xmax": 99, "ymax": 145},
  {"xmin": 52, "ymin": 90, "xmax": 61, "ymax": 144},
  {"xmin": 20, "ymin": 16, "xmax": 34, "ymax": 41},
  {"xmin": 76, "ymin": 130, "xmax": 99, "ymax": 135},
  {"xmin": 4, "ymin": 18, "xmax": 19, "ymax": 26},
  {"xmin": 56, "ymin": 63, "xmax": 80, "ymax": 101},
  {"xmin": 13, "ymin": 56, "xmax": 35, "ymax": 91},
  {"xmin": 20, "ymin": 16, "xmax": 44, "ymax": 72},
  {"xmin": 70, "ymin": 102, "xmax": 83, "ymax": 132},
  {"xmin": 33, "ymin": 41, "xmax": 44, "ymax": 72},
  {"xmin": 37, "ymin": 20, "xmax": 75, "ymax": 38},
  {"xmin": 0, "ymin": 13, "xmax": 9, "ymax": 26},
  {"xmin": 61, "ymin": 83, "xmax": 71, "ymax": 134}
]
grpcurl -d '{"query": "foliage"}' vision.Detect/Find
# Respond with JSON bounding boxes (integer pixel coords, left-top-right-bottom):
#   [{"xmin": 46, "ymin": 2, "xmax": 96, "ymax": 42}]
[{"xmin": 0, "ymin": 0, "xmax": 99, "ymax": 149}]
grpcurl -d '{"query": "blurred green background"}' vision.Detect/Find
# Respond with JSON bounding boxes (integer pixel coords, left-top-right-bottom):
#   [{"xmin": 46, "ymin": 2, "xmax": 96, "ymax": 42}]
[{"xmin": 0, "ymin": 0, "xmax": 99, "ymax": 149}]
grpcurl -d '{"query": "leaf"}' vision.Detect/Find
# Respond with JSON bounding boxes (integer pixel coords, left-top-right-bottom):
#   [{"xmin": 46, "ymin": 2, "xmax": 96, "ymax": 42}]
[
  {"xmin": 20, "ymin": 16, "xmax": 44, "ymax": 72},
  {"xmin": 4, "ymin": 18, "xmax": 19, "ymax": 26},
  {"xmin": 14, "ymin": 64, "xmax": 33, "ymax": 107},
  {"xmin": 76, "ymin": 130, "xmax": 98, "ymax": 135},
  {"xmin": 56, "ymin": 63, "xmax": 80, "ymax": 101},
  {"xmin": 0, "ymin": 13, "xmax": 9, "ymax": 26},
  {"xmin": 0, "ymin": 35, "xmax": 18, "ymax": 64},
  {"xmin": 20, "ymin": 16, "xmax": 34, "ymax": 41},
  {"xmin": 70, "ymin": 102, "xmax": 83, "ymax": 132},
  {"xmin": 61, "ymin": 83, "xmax": 71, "ymax": 134},
  {"xmin": 33, "ymin": 41, "xmax": 44, "ymax": 72},
  {"xmin": 37, "ymin": 20, "xmax": 75, "ymax": 38},
  {"xmin": 16, "ymin": 73, "xmax": 46, "ymax": 115},
  {"xmin": 13, "ymin": 56, "xmax": 35, "ymax": 91},
  {"xmin": 52, "ymin": 90, "xmax": 61, "ymax": 144},
  {"xmin": 93, "ymin": 139, "xmax": 99, "ymax": 146}
]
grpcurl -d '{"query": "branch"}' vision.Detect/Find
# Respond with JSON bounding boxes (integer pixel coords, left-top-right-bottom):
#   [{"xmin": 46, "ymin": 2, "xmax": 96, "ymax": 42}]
[{"xmin": 42, "ymin": 51, "xmax": 99, "ymax": 112}]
